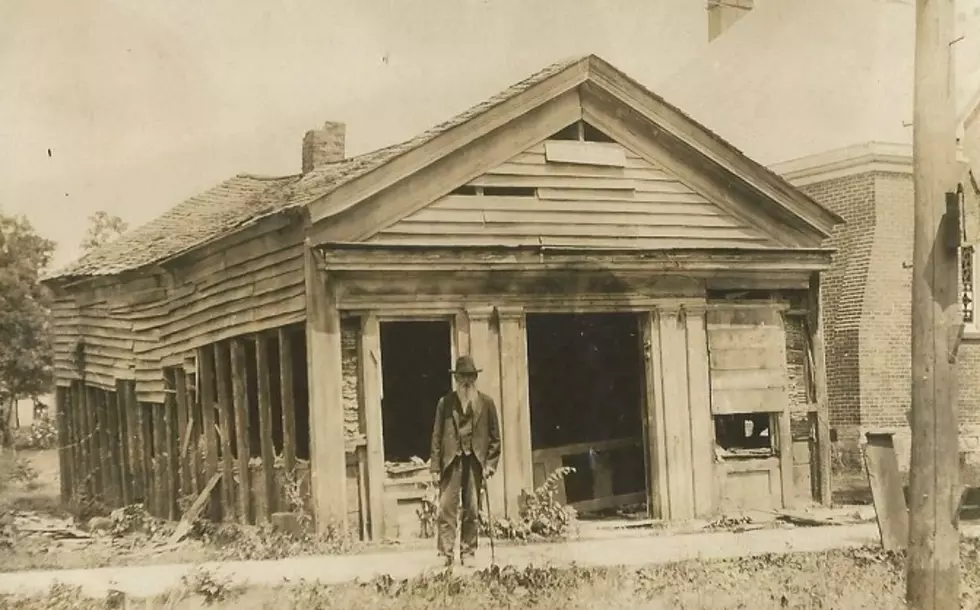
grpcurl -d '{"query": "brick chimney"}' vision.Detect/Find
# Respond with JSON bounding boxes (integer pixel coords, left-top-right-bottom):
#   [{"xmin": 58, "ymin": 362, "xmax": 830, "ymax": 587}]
[
  {"xmin": 708, "ymin": 0, "xmax": 754, "ymax": 42},
  {"xmin": 302, "ymin": 121, "xmax": 346, "ymax": 173}
]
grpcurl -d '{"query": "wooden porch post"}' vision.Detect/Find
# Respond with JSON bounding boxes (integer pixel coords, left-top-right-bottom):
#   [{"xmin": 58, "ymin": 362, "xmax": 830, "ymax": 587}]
[
  {"xmin": 683, "ymin": 305, "xmax": 715, "ymax": 518},
  {"xmin": 358, "ymin": 313, "xmax": 384, "ymax": 540},
  {"xmin": 497, "ymin": 306, "xmax": 533, "ymax": 519},
  {"xmin": 641, "ymin": 310, "xmax": 669, "ymax": 519},
  {"xmin": 466, "ymin": 306, "xmax": 507, "ymax": 517},
  {"xmin": 808, "ymin": 272, "xmax": 833, "ymax": 506},
  {"xmin": 304, "ymin": 242, "xmax": 348, "ymax": 533},
  {"xmin": 657, "ymin": 306, "xmax": 696, "ymax": 521}
]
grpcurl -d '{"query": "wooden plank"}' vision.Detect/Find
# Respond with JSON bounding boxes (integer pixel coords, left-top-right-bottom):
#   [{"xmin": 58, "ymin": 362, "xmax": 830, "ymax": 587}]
[
  {"xmin": 71, "ymin": 383, "xmax": 86, "ymax": 498},
  {"xmin": 778, "ymin": 408, "xmax": 795, "ymax": 510},
  {"xmin": 705, "ymin": 326, "xmax": 786, "ymax": 351},
  {"xmin": 685, "ymin": 309, "xmax": 715, "ymax": 518},
  {"xmin": 256, "ymin": 333, "xmax": 276, "ymax": 523},
  {"xmin": 569, "ymin": 492, "xmax": 646, "ymax": 514},
  {"xmin": 468, "ymin": 174, "xmax": 633, "ymax": 190},
  {"xmin": 214, "ymin": 342, "xmax": 236, "ymax": 521},
  {"xmin": 165, "ymin": 391, "xmax": 179, "ymax": 520},
  {"xmin": 278, "ymin": 328, "xmax": 297, "ymax": 478},
  {"xmin": 405, "ymin": 208, "xmax": 744, "ymax": 229},
  {"xmin": 710, "ymin": 368, "xmax": 787, "ymax": 391},
  {"xmin": 467, "ymin": 307, "xmax": 506, "ymax": 517},
  {"xmin": 642, "ymin": 312, "xmax": 669, "ymax": 520},
  {"xmin": 358, "ymin": 313, "xmax": 385, "ymax": 541},
  {"xmin": 153, "ymin": 404, "xmax": 168, "ymax": 519},
  {"xmin": 498, "ymin": 309, "xmax": 533, "ymax": 518},
  {"xmin": 115, "ymin": 381, "xmax": 132, "ymax": 507},
  {"xmin": 454, "ymin": 310, "xmax": 471, "ymax": 360},
  {"xmin": 710, "ymin": 387, "xmax": 788, "ymax": 414},
  {"xmin": 103, "ymin": 389, "xmax": 122, "ymax": 508},
  {"xmin": 709, "ymin": 347, "xmax": 786, "ymax": 371},
  {"xmin": 486, "ymin": 159, "xmax": 626, "ymax": 179},
  {"xmin": 197, "ymin": 347, "xmax": 220, "ymax": 521},
  {"xmin": 304, "ymin": 246, "xmax": 348, "ymax": 533},
  {"xmin": 139, "ymin": 402, "xmax": 155, "ymax": 516},
  {"xmin": 543, "ymin": 140, "xmax": 627, "ymax": 167},
  {"xmin": 55, "ymin": 386, "xmax": 72, "ymax": 503},
  {"xmin": 431, "ymin": 195, "xmax": 721, "ymax": 216},
  {"xmin": 659, "ymin": 309, "xmax": 695, "ymax": 520},
  {"xmin": 124, "ymin": 382, "xmax": 145, "ymax": 505},
  {"xmin": 174, "ymin": 370, "xmax": 191, "ymax": 504},
  {"xmin": 379, "ymin": 220, "xmax": 764, "ymax": 241},
  {"xmin": 230, "ymin": 338, "xmax": 252, "ymax": 524},
  {"xmin": 863, "ymin": 433, "xmax": 909, "ymax": 551},
  {"xmin": 807, "ymin": 273, "xmax": 833, "ymax": 507},
  {"xmin": 85, "ymin": 385, "xmax": 104, "ymax": 500}
]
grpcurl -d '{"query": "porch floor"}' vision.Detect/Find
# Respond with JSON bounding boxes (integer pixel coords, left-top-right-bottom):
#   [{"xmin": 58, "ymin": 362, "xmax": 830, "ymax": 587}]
[{"xmin": 5, "ymin": 511, "xmax": 979, "ymax": 600}]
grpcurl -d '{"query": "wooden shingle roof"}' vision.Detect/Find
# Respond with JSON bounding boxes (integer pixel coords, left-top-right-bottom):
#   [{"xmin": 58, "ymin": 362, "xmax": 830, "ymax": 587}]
[{"xmin": 46, "ymin": 57, "xmax": 584, "ymax": 282}]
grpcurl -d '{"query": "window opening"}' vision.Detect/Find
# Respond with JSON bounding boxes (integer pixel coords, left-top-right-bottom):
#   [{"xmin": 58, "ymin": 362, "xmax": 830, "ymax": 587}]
[{"xmin": 714, "ymin": 413, "xmax": 775, "ymax": 458}]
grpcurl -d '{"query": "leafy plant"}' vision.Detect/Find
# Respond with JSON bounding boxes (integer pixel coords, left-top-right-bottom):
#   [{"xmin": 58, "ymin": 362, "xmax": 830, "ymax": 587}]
[
  {"xmin": 416, "ymin": 486, "xmax": 438, "ymax": 539},
  {"xmin": 183, "ymin": 567, "xmax": 235, "ymax": 605},
  {"xmin": 11, "ymin": 415, "xmax": 57, "ymax": 451},
  {"xmin": 480, "ymin": 466, "xmax": 577, "ymax": 542},
  {"xmin": 0, "ymin": 450, "xmax": 39, "ymax": 494}
]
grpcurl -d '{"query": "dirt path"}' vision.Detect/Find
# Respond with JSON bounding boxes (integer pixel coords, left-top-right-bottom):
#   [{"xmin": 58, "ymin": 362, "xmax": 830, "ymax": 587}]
[{"xmin": 5, "ymin": 521, "xmax": 976, "ymax": 600}]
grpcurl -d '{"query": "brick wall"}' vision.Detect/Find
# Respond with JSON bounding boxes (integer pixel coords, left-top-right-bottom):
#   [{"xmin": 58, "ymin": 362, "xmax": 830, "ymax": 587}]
[
  {"xmin": 799, "ymin": 169, "xmax": 980, "ymax": 473},
  {"xmin": 341, "ymin": 318, "xmax": 361, "ymax": 442}
]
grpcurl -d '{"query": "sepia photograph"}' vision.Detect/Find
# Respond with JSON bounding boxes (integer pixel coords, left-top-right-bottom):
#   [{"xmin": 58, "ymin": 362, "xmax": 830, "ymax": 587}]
[{"xmin": 0, "ymin": 0, "xmax": 979, "ymax": 607}]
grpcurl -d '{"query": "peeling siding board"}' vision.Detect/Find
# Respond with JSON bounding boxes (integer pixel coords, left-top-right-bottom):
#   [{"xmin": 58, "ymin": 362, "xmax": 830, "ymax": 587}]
[
  {"xmin": 706, "ymin": 307, "xmax": 789, "ymax": 415},
  {"xmin": 371, "ymin": 140, "xmax": 776, "ymax": 249}
]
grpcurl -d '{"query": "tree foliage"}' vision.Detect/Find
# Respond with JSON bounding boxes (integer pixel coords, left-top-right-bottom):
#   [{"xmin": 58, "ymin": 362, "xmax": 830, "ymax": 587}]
[
  {"xmin": 0, "ymin": 212, "xmax": 55, "ymax": 445},
  {"xmin": 80, "ymin": 211, "xmax": 128, "ymax": 253}
]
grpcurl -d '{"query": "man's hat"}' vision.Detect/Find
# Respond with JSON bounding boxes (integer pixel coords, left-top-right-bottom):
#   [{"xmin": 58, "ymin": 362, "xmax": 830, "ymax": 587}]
[{"xmin": 450, "ymin": 355, "xmax": 481, "ymax": 375}]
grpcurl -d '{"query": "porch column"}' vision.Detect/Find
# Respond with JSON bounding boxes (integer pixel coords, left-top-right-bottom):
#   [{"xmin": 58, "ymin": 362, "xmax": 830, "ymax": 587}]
[
  {"xmin": 497, "ymin": 306, "xmax": 533, "ymax": 518},
  {"xmin": 304, "ymin": 244, "xmax": 348, "ymax": 533},
  {"xmin": 682, "ymin": 305, "xmax": 716, "ymax": 518},
  {"xmin": 466, "ymin": 306, "xmax": 507, "ymax": 517}
]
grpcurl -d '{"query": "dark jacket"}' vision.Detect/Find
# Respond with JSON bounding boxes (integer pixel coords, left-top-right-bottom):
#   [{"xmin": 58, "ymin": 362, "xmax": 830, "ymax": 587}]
[{"xmin": 429, "ymin": 390, "xmax": 501, "ymax": 476}]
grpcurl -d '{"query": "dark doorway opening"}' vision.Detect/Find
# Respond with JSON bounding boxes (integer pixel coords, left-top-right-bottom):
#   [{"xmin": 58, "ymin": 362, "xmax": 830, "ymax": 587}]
[
  {"xmin": 379, "ymin": 320, "xmax": 453, "ymax": 464},
  {"xmin": 526, "ymin": 313, "xmax": 647, "ymax": 517}
]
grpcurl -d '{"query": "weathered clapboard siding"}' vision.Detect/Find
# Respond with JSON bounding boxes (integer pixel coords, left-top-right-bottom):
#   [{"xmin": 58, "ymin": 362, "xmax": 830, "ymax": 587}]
[
  {"xmin": 48, "ymin": 221, "xmax": 308, "ymax": 403},
  {"xmin": 369, "ymin": 140, "xmax": 777, "ymax": 249},
  {"xmin": 52, "ymin": 297, "xmax": 81, "ymax": 384}
]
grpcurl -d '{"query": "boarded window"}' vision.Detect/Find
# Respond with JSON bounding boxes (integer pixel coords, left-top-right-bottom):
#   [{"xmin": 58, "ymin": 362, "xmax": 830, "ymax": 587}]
[{"xmin": 706, "ymin": 306, "xmax": 789, "ymax": 415}]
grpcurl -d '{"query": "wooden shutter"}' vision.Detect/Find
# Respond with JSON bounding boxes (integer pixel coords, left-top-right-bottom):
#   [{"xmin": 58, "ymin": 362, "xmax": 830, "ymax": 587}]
[{"xmin": 706, "ymin": 305, "xmax": 789, "ymax": 415}]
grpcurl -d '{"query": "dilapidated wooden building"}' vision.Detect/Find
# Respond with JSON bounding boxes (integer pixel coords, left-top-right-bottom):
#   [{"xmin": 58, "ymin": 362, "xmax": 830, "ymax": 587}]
[{"xmin": 45, "ymin": 55, "xmax": 843, "ymax": 541}]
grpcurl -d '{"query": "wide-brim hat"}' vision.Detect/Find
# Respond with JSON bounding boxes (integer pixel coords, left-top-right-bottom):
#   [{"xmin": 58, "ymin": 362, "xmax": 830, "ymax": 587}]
[{"xmin": 450, "ymin": 355, "xmax": 482, "ymax": 375}]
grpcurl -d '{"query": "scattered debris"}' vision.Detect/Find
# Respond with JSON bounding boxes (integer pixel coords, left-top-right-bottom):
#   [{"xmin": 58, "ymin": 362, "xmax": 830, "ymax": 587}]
[
  {"xmin": 270, "ymin": 512, "xmax": 303, "ymax": 538},
  {"xmin": 169, "ymin": 472, "xmax": 223, "ymax": 545}
]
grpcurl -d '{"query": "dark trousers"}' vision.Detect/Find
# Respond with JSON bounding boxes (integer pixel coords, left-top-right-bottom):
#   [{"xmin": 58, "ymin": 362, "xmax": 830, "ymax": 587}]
[{"xmin": 437, "ymin": 453, "xmax": 483, "ymax": 558}]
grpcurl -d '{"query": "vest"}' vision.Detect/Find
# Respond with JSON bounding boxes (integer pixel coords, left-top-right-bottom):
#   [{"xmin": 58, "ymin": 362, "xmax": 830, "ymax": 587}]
[{"xmin": 455, "ymin": 397, "xmax": 475, "ymax": 456}]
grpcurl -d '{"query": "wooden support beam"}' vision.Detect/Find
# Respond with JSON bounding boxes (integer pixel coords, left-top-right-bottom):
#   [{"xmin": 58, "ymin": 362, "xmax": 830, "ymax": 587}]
[
  {"xmin": 231, "ymin": 338, "xmax": 252, "ymax": 524},
  {"xmin": 84, "ymin": 385, "xmax": 101, "ymax": 499},
  {"xmin": 358, "ymin": 313, "xmax": 385, "ymax": 541},
  {"xmin": 497, "ymin": 307, "xmax": 532, "ymax": 519},
  {"xmin": 659, "ymin": 308, "xmax": 695, "ymax": 520},
  {"xmin": 123, "ymin": 382, "xmax": 145, "ymax": 505},
  {"xmin": 467, "ymin": 306, "xmax": 506, "ymax": 516},
  {"xmin": 684, "ymin": 307, "xmax": 715, "ymax": 518},
  {"xmin": 163, "ymin": 386, "xmax": 179, "ymax": 520},
  {"xmin": 139, "ymin": 402, "xmax": 154, "ymax": 515},
  {"xmin": 153, "ymin": 405, "xmax": 168, "ymax": 519},
  {"xmin": 185, "ymin": 370, "xmax": 202, "ymax": 497},
  {"xmin": 807, "ymin": 272, "xmax": 832, "ymax": 507},
  {"xmin": 104, "ymin": 389, "xmax": 123, "ymax": 508},
  {"xmin": 96, "ymin": 389, "xmax": 114, "ymax": 503},
  {"xmin": 214, "ymin": 342, "xmax": 237, "ymax": 521},
  {"xmin": 174, "ymin": 370, "xmax": 191, "ymax": 507},
  {"xmin": 256, "ymin": 332, "xmax": 276, "ymax": 521},
  {"xmin": 278, "ymin": 328, "xmax": 297, "ymax": 480},
  {"xmin": 642, "ymin": 311, "xmax": 669, "ymax": 519},
  {"xmin": 70, "ymin": 383, "xmax": 85, "ymax": 499},
  {"xmin": 197, "ymin": 347, "xmax": 220, "ymax": 521},
  {"xmin": 304, "ymin": 245, "xmax": 348, "ymax": 532},
  {"xmin": 55, "ymin": 386, "xmax": 72, "ymax": 503},
  {"xmin": 115, "ymin": 381, "xmax": 132, "ymax": 507},
  {"xmin": 907, "ymin": 0, "xmax": 961, "ymax": 605}
]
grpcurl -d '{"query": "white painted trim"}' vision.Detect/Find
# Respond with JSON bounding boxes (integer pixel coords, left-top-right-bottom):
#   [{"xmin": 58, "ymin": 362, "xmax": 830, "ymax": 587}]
[{"xmin": 768, "ymin": 142, "xmax": 913, "ymax": 187}]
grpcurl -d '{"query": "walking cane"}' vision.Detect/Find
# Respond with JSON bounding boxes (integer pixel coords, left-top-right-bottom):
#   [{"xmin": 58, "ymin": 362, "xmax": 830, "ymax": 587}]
[{"xmin": 481, "ymin": 481, "xmax": 496, "ymax": 566}]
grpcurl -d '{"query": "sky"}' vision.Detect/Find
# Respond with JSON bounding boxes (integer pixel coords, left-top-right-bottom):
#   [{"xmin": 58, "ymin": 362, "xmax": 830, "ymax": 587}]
[{"xmin": 0, "ymin": 0, "xmax": 706, "ymax": 269}]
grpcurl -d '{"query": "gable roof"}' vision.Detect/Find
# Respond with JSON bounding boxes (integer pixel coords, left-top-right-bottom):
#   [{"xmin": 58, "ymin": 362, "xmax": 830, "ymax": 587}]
[
  {"xmin": 47, "ymin": 54, "xmax": 841, "ymax": 283},
  {"xmin": 656, "ymin": 0, "xmax": 980, "ymax": 167}
]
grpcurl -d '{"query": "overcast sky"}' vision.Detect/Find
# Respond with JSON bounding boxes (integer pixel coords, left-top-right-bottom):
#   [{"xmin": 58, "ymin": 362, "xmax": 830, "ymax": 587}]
[{"xmin": 0, "ymin": 0, "xmax": 706, "ymax": 268}]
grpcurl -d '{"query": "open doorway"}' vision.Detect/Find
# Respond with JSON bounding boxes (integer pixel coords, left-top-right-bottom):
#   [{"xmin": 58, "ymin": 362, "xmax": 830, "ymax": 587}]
[
  {"xmin": 379, "ymin": 320, "xmax": 453, "ymax": 465},
  {"xmin": 526, "ymin": 312, "xmax": 648, "ymax": 520}
]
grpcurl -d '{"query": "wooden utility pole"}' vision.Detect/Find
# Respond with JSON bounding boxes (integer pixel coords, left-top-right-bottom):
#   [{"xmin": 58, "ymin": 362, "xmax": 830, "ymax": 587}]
[{"xmin": 907, "ymin": 0, "xmax": 960, "ymax": 608}]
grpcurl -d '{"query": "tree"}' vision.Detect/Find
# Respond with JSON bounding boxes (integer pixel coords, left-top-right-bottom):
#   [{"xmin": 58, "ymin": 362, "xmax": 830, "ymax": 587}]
[
  {"xmin": 80, "ymin": 211, "xmax": 128, "ymax": 253},
  {"xmin": 0, "ymin": 212, "xmax": 55, "ymax": 446}
]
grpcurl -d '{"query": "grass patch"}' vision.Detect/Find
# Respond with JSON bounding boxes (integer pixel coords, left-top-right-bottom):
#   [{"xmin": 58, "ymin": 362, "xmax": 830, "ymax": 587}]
[{"xmin": 4, "ymin": 543, "xmax": 980, "ymax": 609}]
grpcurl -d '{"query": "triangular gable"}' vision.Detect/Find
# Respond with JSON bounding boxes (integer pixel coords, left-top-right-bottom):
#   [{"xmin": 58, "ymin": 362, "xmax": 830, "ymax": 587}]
[
  {"xmin": 367, "ymin": 123, "xmax": 778, "ymax": 250},
  {"xmin": 307, "ymin": 55, "xmax": 842, "ymax": 250}
]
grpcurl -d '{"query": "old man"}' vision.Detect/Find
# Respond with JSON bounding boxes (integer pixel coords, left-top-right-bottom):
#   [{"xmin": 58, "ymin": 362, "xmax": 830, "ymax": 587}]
[{"xmin": 429, "ymin": 355, "xmax": 501, "ymax": 567}]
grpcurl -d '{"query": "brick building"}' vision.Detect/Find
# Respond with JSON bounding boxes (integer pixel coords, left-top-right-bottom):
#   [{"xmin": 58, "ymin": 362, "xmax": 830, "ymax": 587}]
[{"xmin": 660, "ymin": 0, "xmax": 980, "ymax": 469}]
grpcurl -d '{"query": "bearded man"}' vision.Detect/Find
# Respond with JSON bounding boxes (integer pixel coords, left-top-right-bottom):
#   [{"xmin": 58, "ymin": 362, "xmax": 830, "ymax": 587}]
[{"xmin": 429, "ymin": 355, "xmax": 501, "ymax": 567}]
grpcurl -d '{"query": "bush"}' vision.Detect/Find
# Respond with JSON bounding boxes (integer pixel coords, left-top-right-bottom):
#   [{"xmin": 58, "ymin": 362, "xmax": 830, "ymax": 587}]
[
  {"xmin": 0, "ymin": 450, "xmax": 39, "ymax": 495},
  {"xmin": 11, "ymin": 417, "xmax": 57, "ymax": 451},
  {"xmin": 480, "ymin": 467, "xmax": 577, "ymax": 542}
]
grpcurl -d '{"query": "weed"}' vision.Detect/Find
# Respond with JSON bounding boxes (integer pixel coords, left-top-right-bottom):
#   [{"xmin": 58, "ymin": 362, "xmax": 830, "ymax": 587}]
[
  {"xmin": 480, "ymin": 466, "xmax": 577, "ymax": 542},
  {"xmin": 183, "ymin": 567, "xmax": 237, "ymax": 605},
  {"xmin": 10, "ymin": 417, "xmax": 57, "ymax": 452}
]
